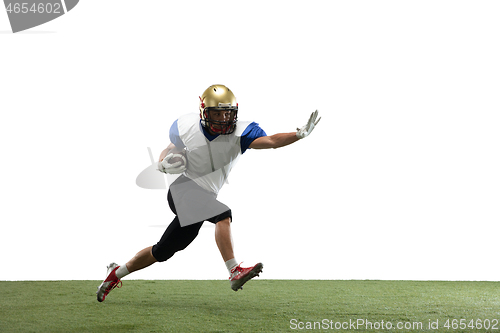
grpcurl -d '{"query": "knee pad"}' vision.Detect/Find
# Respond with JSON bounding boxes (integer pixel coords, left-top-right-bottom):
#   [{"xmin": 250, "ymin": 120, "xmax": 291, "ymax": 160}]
[{"xmin": 151, "ymin": 221, "xmax": 203, "ymax": 262}]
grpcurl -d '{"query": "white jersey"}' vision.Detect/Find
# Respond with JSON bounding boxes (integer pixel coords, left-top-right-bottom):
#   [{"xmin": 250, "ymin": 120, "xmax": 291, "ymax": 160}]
[{"xmin": 176, "ymin": 113, "xmax": 252, "ymax": 194}]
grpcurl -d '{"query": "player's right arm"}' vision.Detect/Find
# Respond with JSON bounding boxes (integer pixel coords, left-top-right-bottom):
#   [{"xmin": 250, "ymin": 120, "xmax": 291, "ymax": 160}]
[
  {"xmin": 158, "ymin": 143, "xmax": 177, "ymax": 163},
  {"xmin": 158, "ymin": 119, "xmax": 187, "ymax": 173},
  {"xmin": 159, "ymin": 119, "xmax": 186, "ymax": 162}
]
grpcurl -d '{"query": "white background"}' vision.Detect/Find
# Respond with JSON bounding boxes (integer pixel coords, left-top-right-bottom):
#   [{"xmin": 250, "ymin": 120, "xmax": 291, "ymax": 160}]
[{"xmin": 1, "ymin": 1, "xmax": 499, "ymax": 281}]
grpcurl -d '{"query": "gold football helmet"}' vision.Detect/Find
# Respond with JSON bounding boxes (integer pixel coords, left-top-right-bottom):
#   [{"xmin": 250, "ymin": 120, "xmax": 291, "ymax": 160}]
[{"xmin": 199, "ymin": 84, "xmax": 238, "ymax": 135}]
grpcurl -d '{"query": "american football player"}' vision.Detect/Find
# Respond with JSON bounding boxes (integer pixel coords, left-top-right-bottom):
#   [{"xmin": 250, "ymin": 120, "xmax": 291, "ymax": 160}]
[{"xmin": 97, "ymin": 84, "xmax": 320, "ymax": 302}]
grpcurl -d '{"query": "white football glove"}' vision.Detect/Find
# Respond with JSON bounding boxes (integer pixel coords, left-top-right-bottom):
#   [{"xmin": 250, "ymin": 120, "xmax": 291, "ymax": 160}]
[
  {"xmin": 158, "ymin": 153, "xmax": 187, "ymax": 174},
  {"xmin": 296, "ymin": 110, "xmax": 321, "ymax": 139}
]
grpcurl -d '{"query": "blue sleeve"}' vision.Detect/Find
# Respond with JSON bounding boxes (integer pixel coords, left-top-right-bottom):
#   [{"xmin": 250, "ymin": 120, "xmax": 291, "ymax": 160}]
[
  {"xmin": 240, "ymin": 122, "xmax": 267, "ymax": 154},
  {"xmin": 169, "ymin": 120, "xmax": 185, "ymax": 149}
]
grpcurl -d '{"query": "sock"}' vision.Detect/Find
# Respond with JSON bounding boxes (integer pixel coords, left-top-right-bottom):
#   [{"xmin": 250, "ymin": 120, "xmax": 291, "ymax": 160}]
[
  {"xmin": 225, "ymin": 258, "xmax": 239, "ymax": 276},
  {"xmin": 115, "ymin": 264, "xmax": 130, "ymax": 279}
]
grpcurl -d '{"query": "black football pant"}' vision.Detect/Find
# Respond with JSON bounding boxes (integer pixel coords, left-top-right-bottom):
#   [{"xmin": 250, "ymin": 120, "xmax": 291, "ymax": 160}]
[{"xmin": 151, "ymin": 176, "xmax": 232, "ymax": 262}]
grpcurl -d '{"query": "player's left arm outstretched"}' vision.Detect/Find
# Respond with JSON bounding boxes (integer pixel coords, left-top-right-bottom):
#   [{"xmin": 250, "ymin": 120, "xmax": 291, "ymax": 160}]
[{"xmin": 249, "ymin": 110, "xmax": 321, "ymax": 149}]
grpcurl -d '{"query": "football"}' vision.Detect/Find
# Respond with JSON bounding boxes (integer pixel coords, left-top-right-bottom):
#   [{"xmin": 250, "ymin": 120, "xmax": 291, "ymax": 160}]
[{"xmin": 168, "ymin": 149, "xmax": 187, "ymax": 166}]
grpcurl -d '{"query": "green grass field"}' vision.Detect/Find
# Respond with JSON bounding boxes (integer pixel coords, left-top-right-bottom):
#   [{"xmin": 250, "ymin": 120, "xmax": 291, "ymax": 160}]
[{"xmin": 1, "ymin": 280, "xmax": 499, "ymax": 332}]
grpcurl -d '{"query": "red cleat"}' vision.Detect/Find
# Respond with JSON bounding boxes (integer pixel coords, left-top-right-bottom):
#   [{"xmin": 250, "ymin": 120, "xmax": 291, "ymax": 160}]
[
  {"xmin": 96, "ymin": 263, "xmax": 122, "ymax": 302},
  {"xmin": 229, "ymin": 262, "xmax": 263, "ymax": 291}
]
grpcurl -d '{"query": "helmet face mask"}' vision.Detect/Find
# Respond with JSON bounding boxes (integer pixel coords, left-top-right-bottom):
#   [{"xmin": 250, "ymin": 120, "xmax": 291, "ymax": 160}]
[
  {"xmin": 203, "ymin": 108, "xmax": 238, "ymax": 135},
  {"xmin": 199, "ymin": 85, "xmax": 238, "ymax": 135}
]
